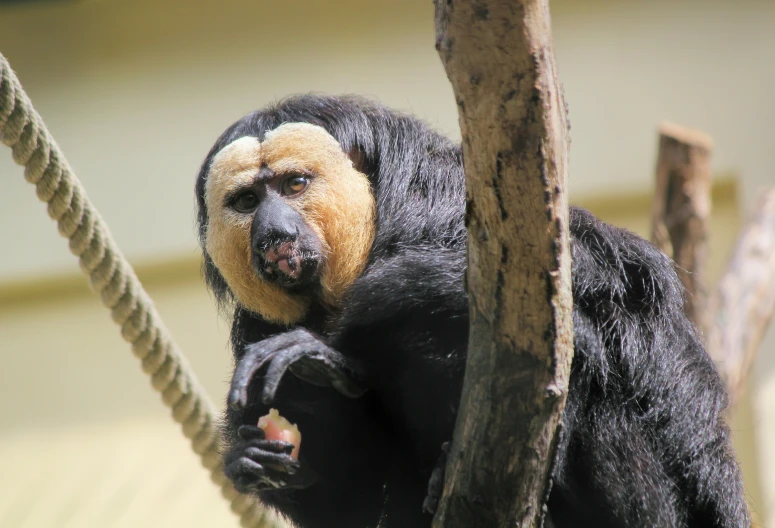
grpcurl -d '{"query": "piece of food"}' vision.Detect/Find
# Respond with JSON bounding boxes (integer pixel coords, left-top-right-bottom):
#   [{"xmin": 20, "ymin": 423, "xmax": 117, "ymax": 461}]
[{"xmin": 258, "ymin": 408, "xmax": 302, "ymax": 460}]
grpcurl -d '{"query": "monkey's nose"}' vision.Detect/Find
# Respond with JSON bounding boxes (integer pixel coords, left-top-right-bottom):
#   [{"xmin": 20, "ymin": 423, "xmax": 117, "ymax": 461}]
[{"xmin": 253, "ymin": 228, "xmax": 297, "ymax": 253}]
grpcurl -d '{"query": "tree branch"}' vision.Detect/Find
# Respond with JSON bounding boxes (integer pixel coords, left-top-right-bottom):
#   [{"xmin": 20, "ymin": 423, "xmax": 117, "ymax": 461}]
[
  {"xmin": 706, "ymin": 189, "xmax": 775, "ymax": 407},
  {"xmin": 432, "ymin": 1, "xmax": 573, "ymax": 527},
  {"xmin": 650, "ymin": 122, "xmax": 713, "ymax": 334}
]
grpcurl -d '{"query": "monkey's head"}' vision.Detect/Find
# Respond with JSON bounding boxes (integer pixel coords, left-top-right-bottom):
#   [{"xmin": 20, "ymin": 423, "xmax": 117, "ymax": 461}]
[{"xmin": 199, "ymin": 122, "xmax": 375, "ymax": 325}]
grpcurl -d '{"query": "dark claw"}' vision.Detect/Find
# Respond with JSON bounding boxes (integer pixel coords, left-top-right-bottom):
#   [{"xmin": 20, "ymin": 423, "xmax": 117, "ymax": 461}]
[
  {"xmin": 261, "ymin": 341, "xmax": 368, "ymax": 403},
  {"xmin": 229, "ymin": 388, "xmax": 246, "ymax": 411},
  {"xmin": 229, "ymin": 345, "xmax": 274, "ymax": 410},
  {"xmin": 262, "ymin": 345, "xmax": 308, "ymax": 404},
  {"xmin": 229, "ymin": 329, "xmax": 368, "ymax": 410}
]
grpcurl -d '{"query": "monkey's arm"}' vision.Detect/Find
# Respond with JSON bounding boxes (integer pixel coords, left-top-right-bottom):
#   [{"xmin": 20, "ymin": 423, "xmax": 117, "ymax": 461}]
[
  {"xmin": 225, "ymin": 324, "xmax": 366, "ymax": 490},
  {"xmin": 224, "ymin": 377, "xmax": 390, "ymax": 528},
  {"xmin": 223, "ymin": 310, "xmax": 390, "ymax": 528},
  {"xmin": 225, "ymin": 329, "xmax": 368, "ymax": 492}
]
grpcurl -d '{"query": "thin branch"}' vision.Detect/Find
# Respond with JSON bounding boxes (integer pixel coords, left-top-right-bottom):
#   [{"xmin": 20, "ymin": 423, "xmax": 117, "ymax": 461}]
[
  {"xmin": 432, "ymin": 1, "xmax": 573, "ymax": 527},
  {"xmin": 650, "ymin": 122, "xmax": 714, "ymax": 334},
  {"xmin": 706, "ymin": 189, "xmax": 775, "ymax": 407}
]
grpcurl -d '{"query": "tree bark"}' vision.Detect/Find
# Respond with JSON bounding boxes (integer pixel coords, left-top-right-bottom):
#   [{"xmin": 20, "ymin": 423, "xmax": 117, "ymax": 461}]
[
  {"xmin": 706, "ymin": 189, "xmax": 775, "ymax": 407},
  {"xmin": 650, "ymin": 122, "xmax": 713, "ymax": 334},
  {"xmin": 432, "ymin": 1, "xmax": 573, "ymax": 527}
]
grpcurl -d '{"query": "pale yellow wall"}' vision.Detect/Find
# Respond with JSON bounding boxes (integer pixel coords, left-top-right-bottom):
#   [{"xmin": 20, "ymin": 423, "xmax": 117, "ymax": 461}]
[
  {"xmin": 0, "ymin": 422, "xmax": 243, "ymax": 527},
  {"xmin": 0, "ymin": 263, "xmax": 231, "ymax": 430},
  {"xmin": 0, "ymin": 263, "xmax": 241, "ymax": 527}
]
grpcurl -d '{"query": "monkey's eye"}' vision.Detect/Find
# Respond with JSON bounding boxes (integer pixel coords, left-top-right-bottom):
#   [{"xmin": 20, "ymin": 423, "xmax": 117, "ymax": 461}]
[
  {"xmin": 282, "ymin": 176, "xmax": 309, "ymax": 196},
  {"xmin": 232, "ymin": 191, "xmax": 259, "ymax": 213}
]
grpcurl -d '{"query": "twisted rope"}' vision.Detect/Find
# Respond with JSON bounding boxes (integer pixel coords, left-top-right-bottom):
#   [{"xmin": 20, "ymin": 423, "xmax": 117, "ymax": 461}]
[{"xmin": 0, "ymin": 53, "xmax": 278, "ymax": 528}]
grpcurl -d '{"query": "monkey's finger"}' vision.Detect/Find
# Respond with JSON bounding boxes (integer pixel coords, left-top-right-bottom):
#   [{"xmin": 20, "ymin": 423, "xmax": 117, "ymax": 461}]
[
  {"xmin": 229, "ymin": 347, "xmax": 274, "ymax": 410},
  {"xmin": 261, "ymin": 348, "xmax": 304, "ymax": 405},
  {"xmin": 228, "ymin": 457, "xmax": 266, "ymax": 480},
  {"xmin": 243, "ymin": 448, "xmax": 300, "ymax": 474},
  {"xmin": 237, "ymin": 425, "xmax": 266, "ymax": 441},
  {"xmin": 244, "ymin": 438, "xmax": 296, "ymax": 455}
]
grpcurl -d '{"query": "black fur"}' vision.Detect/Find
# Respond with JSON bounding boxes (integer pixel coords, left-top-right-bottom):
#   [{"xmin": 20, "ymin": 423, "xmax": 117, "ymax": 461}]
[{"xmin": 195, "ymin": 95, "xmax": 749, "ymax": 527}]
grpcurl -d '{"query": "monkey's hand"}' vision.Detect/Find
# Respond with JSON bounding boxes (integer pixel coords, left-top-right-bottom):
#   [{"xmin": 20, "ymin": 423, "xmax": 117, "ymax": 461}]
[
  {"xmin": 229, "ymin": 329, "xmax": 368, "ymax": 409},
  {"xmin": 422, "ymin": 441, "xmax": 450, "ymax": 515},
  {"xmin": 225, "ymin": 424, "xmax": 317, "ymax": 492}
]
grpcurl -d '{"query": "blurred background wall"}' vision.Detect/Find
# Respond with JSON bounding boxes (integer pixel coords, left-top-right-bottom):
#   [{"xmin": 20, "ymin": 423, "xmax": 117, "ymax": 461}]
[{"xmin": 0, "ymin": 0, "xmax": 772, "ymax": 526}]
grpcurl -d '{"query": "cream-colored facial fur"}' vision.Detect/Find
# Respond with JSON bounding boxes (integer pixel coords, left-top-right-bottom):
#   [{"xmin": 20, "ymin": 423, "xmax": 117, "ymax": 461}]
[{"xmin": 205, "ymin": 124, "xmax": 376, "ymax": 325}]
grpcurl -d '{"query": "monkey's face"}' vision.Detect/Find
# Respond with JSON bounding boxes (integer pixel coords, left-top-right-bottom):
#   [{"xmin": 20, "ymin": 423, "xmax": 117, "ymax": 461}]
[
  {"xmin": 204, "ymin": 123, "xmax": 376, "ymax": 325},
  {"xmin": 240, "ymin": 166, "xmax": 324, "ymax": 290}
]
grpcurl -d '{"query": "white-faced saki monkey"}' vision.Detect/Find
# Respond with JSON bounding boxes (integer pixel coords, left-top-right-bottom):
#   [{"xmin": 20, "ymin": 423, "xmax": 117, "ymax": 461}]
[{"xmin": 194, "ymin": 95, "xmax": 750, "ymax": 528}]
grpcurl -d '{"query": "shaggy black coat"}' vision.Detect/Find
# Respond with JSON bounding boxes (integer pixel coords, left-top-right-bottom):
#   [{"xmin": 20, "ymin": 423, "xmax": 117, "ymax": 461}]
[{"xmin": 195, "ymin": 95, "xmax": 749, "ymax": 528}]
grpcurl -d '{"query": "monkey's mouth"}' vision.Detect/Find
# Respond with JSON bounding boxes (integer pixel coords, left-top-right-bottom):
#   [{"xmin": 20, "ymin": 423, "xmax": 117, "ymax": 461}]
[{"xmin": 256, "ymin": 241, "xmax": 319, "ymax": 287}]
